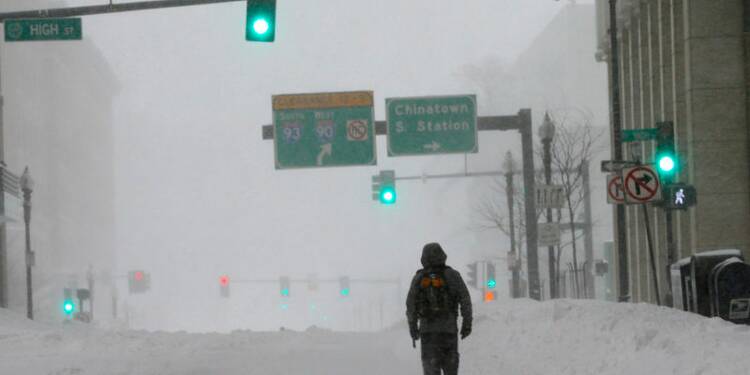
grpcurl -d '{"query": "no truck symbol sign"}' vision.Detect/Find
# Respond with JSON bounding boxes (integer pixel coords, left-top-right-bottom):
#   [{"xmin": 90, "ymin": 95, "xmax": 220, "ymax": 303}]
[
  {"xmin": 606, "ymin": 174, "xmax": 625, "ymax": 204},
  {"xmin": 623, "ymin": 165, "xmax": 662, "ymax": 203}
]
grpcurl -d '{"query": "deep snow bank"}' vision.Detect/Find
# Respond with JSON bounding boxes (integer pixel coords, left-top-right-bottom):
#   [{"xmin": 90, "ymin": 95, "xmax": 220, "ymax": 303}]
[
  {"xmin": 463, "ymin": 298, "xmax": 750, "ymax": 375},
  {"xmin": 0, "ymin": 298, "xmax": 749, "ymax": 374}
]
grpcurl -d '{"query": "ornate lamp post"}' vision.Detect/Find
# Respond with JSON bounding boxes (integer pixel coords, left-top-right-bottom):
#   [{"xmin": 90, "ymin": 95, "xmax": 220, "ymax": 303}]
[
  {"xmin": 538, "ymin": 113, "xmax": 556, "ymax": 298},
  {"xmin": 503, "ymin": 151, "xmax": 520, "ymax": 298},
  {"xmin": 20, "ymin": 167, "xmax": 34, "ymax": 320}
]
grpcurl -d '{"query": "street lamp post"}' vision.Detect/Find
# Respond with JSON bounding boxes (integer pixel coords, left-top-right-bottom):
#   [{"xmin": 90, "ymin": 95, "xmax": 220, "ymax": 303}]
[
  {"xmin": 20, "ymin": 167, "xmax": 34, "ymax": 320},
  {"xmin": 539, "ymin": 113, "xmax": 556, "ymax": 299},
  {"xmin": 503, "ymin": 152, "xmax": 520, "ymax": 298}
]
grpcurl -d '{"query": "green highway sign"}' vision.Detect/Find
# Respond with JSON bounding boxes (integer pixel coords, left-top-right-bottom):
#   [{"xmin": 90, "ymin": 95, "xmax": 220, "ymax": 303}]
[
  {"xmin": 4, "ymin": 18, "xmax": 82, "ymax": 42},
  {"xmin": 386, "ymin": 95, "xmax": 477, "ymax": 156},
  {"xmin": 622, "ymin": 128, "xmax": 658, "ymax": 142},
  {"xmin": 273, "ymin": 91, "xmax": 376, "ymax": 169}
]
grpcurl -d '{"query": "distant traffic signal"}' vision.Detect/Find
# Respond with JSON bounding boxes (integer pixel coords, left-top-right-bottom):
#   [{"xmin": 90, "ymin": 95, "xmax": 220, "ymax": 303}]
[
  {"xmin": 128, "ymin": 270, "xmax": 150, "ymax": 294},
  {"xmin": 339, "ymin": 276, "xmax": 350, "ymax": 297},
  {"xmin": 486, "ymin": 263, "xmax": 496, "ymax": 289},
  {"xmin": 63, "ymin": 288, "xmax": 75, "ymax": 316},
  {"xmin": 246, "ymin": 0, "xmax": 276, "ymax": 42},
  {"xmin": 655, "ymin": 121, "xmax": 676, "ymax": 180},
  {"xmin": 466, "ymin": 262, "xmax": 478, "ymax": 289},
  {"xmin": 280, "ymin": 276, "xmax": 290, "ymax": 297},
  {"xmin": 483, "ymin": 290, "xmax": 496, "ymax": 302},
  {"xmin": 219, "ymin": 275, "xmax": 230, "ymax": 298},
  {"xmin": 372, "ymin": 170, "xmax": 396, "ymax": 204}
]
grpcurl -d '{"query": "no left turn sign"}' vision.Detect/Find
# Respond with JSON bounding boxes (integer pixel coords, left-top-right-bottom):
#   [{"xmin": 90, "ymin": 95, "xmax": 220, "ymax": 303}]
[
  {"xmin": 606, "ymin": 174, "xmax": 625, "ymax": 204},
  {"xmin": 623, "ymin": 165, "xmax": 662, "ymax": 203}
]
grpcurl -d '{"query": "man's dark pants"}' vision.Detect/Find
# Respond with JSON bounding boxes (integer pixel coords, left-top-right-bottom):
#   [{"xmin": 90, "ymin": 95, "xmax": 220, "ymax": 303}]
[{"xmin": 420, "ymin": 332, "xmax": 459, "ymax": 375}]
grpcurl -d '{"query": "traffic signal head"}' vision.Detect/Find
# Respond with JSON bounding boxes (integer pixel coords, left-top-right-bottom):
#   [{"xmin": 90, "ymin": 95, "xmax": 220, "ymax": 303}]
[
  {"xmin": 63, "ymin": 300, "xmax": 75, "ymax": 315},
  {"xmin": 246, "ymin": 0, "xmax": 276, "ymax": 42},
  {"xmin": 466, "ymin": 262, "xmax": 478, "ymax": 289},
  {"xmin": 655, "ymin": 121, "xmax": 677, "ymax": 179},
  {"xmin": 486, "ymin": 263, "xmax": 496, "ymax": 289},
  {"xmin": 379, "ymin": 170, "xmax": 396, "ymax": 204},
  {"xmin": 128, "ymin": 270, "xmax": 150, "ymax": 294},
  {"xmin": 280, "ymin": 276, "xmax": 290, "ymax": 297},
  {"xmin": 483, "ymin": 290, "xmax": 496, "ymax": 302},
  {"xmin": 62, "ymin": 288, "xmax": 75, "ymax": 315},
  {"xmin": 339, "ymin": 276, "xmax": 350, "ymax": 297},
  {"xmin": 219, "ymin": 275, "xmax": 230, "ymax": 298}
]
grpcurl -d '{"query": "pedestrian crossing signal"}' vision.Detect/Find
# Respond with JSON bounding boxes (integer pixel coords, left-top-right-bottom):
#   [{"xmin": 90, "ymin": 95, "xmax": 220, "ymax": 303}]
[{"xmin": 663, "ymin": 183, "xmax": 696, "ymax": 210}]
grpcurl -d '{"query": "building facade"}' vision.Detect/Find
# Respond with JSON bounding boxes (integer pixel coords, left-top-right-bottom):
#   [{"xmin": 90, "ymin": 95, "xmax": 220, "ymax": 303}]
[
  {"xmin": 1, "ymin": 0, "xmax": 119, "ymax": 320},
  {"xmin": 595, "ymin": 0, "xmax": 750, "ymax": 303}
]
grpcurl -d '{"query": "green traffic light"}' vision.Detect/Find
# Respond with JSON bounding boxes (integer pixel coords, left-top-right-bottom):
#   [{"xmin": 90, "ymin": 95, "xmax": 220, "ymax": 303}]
[
  {"xmin": 340, "ymin": 288, "xmax": 350, "ymax": 296},
  {"xmin": 487, "ymin": 279, "xmax": 496, "ymax": 289},
  {"xmin": 658, "ymin": 155, "xmax": 675, "ymax": 172},
  {"xmin": 245, "ymin": 0, "xmax": 276, "ymax": 42},
  {"xmin": 281, "ymin": 288, "xmax": 289, "ymax": 297},
  {"xmin": 252, "ymin": 18, "xmax": 270, "ymax": 35},
  {"xmin": 380, "ymin": 187, "xmax": 396, "ymax": 204},
  {"xmin": 63, "ymin": 300, "xmax": 75, "ymax": 315}
]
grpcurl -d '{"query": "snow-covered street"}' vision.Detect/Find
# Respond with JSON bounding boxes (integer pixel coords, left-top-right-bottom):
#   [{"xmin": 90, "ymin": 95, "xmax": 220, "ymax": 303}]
[{"xmin": 2, "ymin": 299, "xmax": 750, "ymax": 375}]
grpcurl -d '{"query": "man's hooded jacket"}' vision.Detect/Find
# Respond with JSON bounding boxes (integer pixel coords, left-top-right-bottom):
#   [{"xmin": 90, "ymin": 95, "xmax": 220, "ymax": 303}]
[{"xmin": 406, "ymin": 243, "xmax": 472, "ymax": 334}]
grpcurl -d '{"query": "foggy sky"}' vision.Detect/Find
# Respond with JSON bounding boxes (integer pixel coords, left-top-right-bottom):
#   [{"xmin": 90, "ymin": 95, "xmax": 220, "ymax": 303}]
[{"xmin": 2, "ymin": 0, "xmax": 603, "ymax": 331}]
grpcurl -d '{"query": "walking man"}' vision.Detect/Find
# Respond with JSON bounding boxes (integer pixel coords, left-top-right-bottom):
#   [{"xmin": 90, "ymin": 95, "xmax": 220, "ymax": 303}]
[{"xmin": 406, "ymin": 242, "xmax": 473, "ymax": 375}]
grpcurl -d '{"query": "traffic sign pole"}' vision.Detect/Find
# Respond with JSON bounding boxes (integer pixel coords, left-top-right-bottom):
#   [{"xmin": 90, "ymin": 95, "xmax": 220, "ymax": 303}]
[{"xmin": 641, "ymin": 204, "xmax": 661, "ymax": 306}]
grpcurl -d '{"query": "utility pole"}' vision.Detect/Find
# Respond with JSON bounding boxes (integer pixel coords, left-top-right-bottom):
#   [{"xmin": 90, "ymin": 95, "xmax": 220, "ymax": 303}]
[
  {"xmin": 21, "ymin": 167, "xmax": 33, "ymax": 319},
  {"xmin": 539, "ymin": 113, "xmax": 556, "ymax": 299},
  {"xmin": 608, "ymin": 0, "xmax": 630, "ymax": 302},
  {"xmin": 87, "ymin": 265, "xmax": 95, "ymax": 321},
  {"xmin": 504, "ymin": 152, "xmax": 520, "ymax": 298},
  {"xmin": 519, "ymin": 110, "xmax": 540, "ymax": 300},
  {"xmin": 582, "ymin": 160, "xmax": 594, "ymax": 298},
  {"xmin": 0, "ymin": 41, "xmax": 6, "ymax": 308}
]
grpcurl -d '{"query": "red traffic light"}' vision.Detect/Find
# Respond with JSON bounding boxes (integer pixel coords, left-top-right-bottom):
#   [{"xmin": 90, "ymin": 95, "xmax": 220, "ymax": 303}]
[
  {"xmin": 134, "ymin": 271, "xmax": 144, "ymax": 281},
  {"xmin": 219, "ymin": 275, "xmax": 230, "ymax": 287},
  {"xmin": 484, "ymin": 290, "xmax": 496, "ymax": 302}
]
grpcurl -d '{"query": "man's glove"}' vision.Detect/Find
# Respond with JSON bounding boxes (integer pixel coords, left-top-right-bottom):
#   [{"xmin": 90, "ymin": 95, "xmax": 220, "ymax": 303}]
[
  {"xmin": 409, "ymin": 323, "xmax": 420, "ymax": 341},
  {"xmin": 460, "ymin": 320, "xmax": 472, "ymax": 340}
]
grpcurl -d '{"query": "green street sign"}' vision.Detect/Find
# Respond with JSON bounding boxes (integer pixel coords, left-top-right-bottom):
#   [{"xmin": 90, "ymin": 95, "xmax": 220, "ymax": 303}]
[
  {"xmin": 4, "ymin": 18, "xmax": 82, "ymax": 42},
  {"xmin": 622, "ymin": 128, "xmax": 658, "ymax": 142},
  {"xmin": 386, "ymin": 95, "xmax": 477, "ymax": 156},
  {"xmin": 273, "ymin": 91, "xmax": 376, "ymax": 169}
]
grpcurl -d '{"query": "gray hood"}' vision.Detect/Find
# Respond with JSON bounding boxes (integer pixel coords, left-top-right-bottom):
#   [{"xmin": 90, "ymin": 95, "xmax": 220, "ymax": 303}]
[{"xmin": 421, "ymin": 242, "xmax": 447, "ymax": 268}]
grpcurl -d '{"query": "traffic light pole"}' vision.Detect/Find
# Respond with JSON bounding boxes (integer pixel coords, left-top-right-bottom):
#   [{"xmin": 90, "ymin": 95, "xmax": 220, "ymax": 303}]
[
  {"xmin": 505, "ymin": 167, "xmax": 521, "ymax": 298},
  {"xmin": 0, "ymin": 0, "xmax": 244, "ymax": 22},
  {"xmin": 262, "ymin": 110, "xmax": 541, "ymax": 300},
  {"xmin": 608, "ymin": 0, "xmax": 630, "ymax": 303},
  {"xmin": 262, "ymin": 112, "xmax": 543, "ymax": 299}
]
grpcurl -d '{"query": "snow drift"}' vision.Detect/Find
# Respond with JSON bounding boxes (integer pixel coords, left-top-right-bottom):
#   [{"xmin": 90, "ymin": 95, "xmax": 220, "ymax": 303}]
[{"xmin": 1, "ymin": 298, "xmax": 749, "ymax": 374}]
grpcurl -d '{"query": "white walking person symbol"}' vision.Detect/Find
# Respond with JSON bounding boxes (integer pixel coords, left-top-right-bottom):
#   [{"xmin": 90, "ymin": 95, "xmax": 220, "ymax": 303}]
[{"xmin": 675, "ymin": 188, "xmax": 685, "ymax": 205}]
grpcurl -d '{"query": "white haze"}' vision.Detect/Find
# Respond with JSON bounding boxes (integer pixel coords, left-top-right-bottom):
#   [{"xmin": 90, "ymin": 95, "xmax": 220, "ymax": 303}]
[{"xmin": 1, "ymin": 0, "xmax": 606, "ymax": 332}]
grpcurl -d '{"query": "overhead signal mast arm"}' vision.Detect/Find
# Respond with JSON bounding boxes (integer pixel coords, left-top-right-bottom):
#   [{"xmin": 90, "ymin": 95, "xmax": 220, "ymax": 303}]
[{"xmin": 0, "ymin": 0, "xmax": 244, "ymax": 22}]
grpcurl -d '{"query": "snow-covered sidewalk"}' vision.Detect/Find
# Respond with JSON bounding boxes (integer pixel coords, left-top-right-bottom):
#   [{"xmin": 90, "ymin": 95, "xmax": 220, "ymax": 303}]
[{"xmin": 1, "ymin": 299, "xmax": 749, "ymax": 374}]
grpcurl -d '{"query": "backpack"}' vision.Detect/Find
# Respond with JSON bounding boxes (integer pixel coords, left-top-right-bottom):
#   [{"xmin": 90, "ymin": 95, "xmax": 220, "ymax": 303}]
[{"xmin": 415, "ymin": 267, "xmax": 453, "ymax": 319}]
